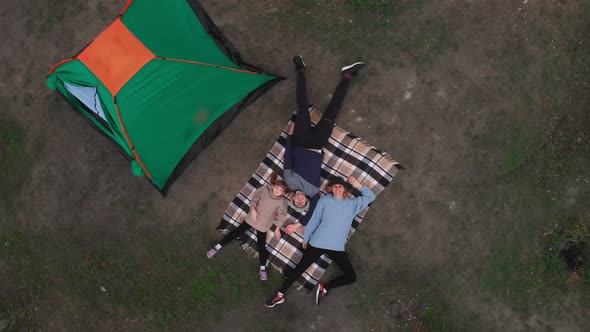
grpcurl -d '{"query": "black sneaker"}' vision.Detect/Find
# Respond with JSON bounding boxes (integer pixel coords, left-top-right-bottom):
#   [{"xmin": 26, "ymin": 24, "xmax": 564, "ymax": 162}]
[
  {"xmin": 292, "ymin": 55, "xmax": 306, "ymax": 71},
  {"xmin": 315, "ymin": 283, "xmax": 328, "ymax": 306},
  {"xmin": 341, "ymin": 62, "xmax": 365, "ymax": 76},
  {"xmin": 264, "ymin": 294, "xmax": 285, "ymax": 308}
]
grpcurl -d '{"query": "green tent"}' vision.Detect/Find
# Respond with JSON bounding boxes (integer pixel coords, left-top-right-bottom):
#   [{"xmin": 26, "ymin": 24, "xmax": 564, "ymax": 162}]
[{"xmin": 47, "ymin": 0, "xmax": 282, "ymax": 195}]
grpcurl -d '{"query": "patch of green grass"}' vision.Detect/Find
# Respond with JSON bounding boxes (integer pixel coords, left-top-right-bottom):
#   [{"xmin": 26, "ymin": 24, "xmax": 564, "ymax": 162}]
[
  {"xmin": 1, "ymin": 228, "xmax": 49, "ymax": 295},
  {"xmin": 488, "ymin": 27, "xmax": 587, "ymax": 177},
  {"xmin": 353, "ymin": 288, "xmax": 373, "ymax": 318},
  {"xmin": 267, "ymin": 0, "xmax": 449, "ymax": 66},
  {"xmin": 422, "ymin": 303, "xmax": 452, "ymax": 332},
  {"xmin": 351, "ymin": 0, "xmax": 368, "ymax": 9},
  {"xmin": 471, "ymin": 2, "xmax": 589, "ymax": 181},
  {"xmin": 482, "ymin": 215, "xmax": 590, "ymax": 314},
  {"xmin": 152, "ymin": 310, "xmax": 175, "ymax": 330},
  {"xmin": 0, "ymin": 227, "xmax": 49, "ymax": 330},
  {"xmin": 412, "ymin": 277, "xmax": 455, "ymax": 331},
  {"xmin": 481, "ymin": 7, "xmax": 590, "ymax": 313},
  {"xmin": 497, "ymin": 125, "xmax": 538, "ymax": 176},
  {"xmin": 0, "ymin": 225, "xmax": 271, "ymax": 330},
  {"xmin": 0, "ymin": 116, "xmax": 29, "ymax": 210},
  {"xmin": 533, "ymin": 11, "xmax": 590, "ymax": 190},
  {"xmin": 533, "ymin": 117, "xmax": 588, "ymax": 193},
  {"xmin": 188, "ymin": 265, "xmax": 219, "ymax": 305},
  {"xmin": 552, "ymin": 216, "xmax": 589, "ymax": 250},
  {"xmin": 349, "ymin": 0, "xmax": 397, "ymax": 10},
  {"xmin": 353, "ymin": 276, "xmax": 459, "ymax": 330}
]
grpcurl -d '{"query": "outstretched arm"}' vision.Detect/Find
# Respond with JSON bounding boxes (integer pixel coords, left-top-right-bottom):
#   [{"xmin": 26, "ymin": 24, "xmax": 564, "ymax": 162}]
[
  {"xmin": 285, "ymin": 223, "xmax": 303, "ymax": 235},
  {"xmin": 348, "ymin": 176, "xmax": 376, "ymax": 214}
]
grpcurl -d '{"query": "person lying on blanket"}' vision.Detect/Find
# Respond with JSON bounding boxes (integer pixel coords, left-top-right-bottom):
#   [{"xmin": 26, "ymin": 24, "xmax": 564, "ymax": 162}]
[
  {"xmin": 207, "ymin": 173, "xmax": 288, "ymax": 281},
  {"xmin": 265, "ymin": 176, "xmax": 376, "ymax": 308},
  {"xmin": 283, "ymin": 55, "xmax": 366, "ymax": 235}
]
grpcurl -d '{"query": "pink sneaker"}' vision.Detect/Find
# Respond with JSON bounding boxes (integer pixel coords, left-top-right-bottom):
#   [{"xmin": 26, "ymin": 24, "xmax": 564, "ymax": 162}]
[
  {"xmin": 206, "ymin": 248, "xmax": 218, "ymax": 259},
  {"xmin": 259, "ymin": 270, "xmax": 268, "ymax": 281}
]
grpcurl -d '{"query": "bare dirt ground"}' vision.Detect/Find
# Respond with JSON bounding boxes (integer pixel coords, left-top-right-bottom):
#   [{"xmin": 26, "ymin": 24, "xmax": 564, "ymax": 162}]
[{"xmin": 1, "ymin": 0, "xmax": 589, "ymax": 331}]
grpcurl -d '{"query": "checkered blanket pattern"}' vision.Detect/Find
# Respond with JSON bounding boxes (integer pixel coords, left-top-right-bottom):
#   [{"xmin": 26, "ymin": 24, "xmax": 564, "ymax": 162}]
[{"xmin": 217, "ymin": 107, "xmax": 402, "ymax": 290}]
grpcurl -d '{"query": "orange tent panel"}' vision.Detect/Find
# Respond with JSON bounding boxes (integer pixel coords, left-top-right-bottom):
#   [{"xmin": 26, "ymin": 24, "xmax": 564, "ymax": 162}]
[{"xmin": 78, "ymin": 18, "xmax": 154, "ymax": 95}]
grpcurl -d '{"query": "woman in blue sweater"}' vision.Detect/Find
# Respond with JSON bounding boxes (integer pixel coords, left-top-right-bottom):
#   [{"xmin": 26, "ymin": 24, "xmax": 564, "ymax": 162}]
[
  {"xmin": 283, "ymin": 55, "xmax": 365, "ymax": 231},
  {"xmin": 265, "ymin": 176, "xmax": 376, "ymax": 308}
]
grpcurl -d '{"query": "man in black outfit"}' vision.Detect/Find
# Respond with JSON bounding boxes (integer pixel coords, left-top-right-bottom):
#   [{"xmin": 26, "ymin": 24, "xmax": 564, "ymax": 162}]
[{"xmin": 283, "ymin": 55, "xmax": 366, "ymax": 234}]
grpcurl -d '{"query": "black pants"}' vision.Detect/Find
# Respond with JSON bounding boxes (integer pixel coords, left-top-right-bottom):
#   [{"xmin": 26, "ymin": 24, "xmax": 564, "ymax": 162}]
[
  {"xmin": 279, "ymin": 244, "xmax": 357, "ymax": 293},
  {"xmin": 292, "ymin": 71, "xmax": 352, "ymax": 149},
  {"xmin": 219, "ymin": 222, "xmax": 268, "ymax": 267}
]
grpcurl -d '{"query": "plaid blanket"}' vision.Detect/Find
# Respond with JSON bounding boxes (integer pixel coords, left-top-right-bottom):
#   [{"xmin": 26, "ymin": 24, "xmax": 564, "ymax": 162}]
[{"xmin": 217, "ymin": 107, "xmax": 402, "ymax": 290}]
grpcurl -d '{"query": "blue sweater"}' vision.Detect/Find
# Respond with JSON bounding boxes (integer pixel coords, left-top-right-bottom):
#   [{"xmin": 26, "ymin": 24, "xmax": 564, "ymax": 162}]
[
  {"xmin": 283, "ymin": 135, "xmax": 323, "ymax": 225},
  {"xmin": 303, "ymin": 186, "xmax": 376, "ymax": 251}
]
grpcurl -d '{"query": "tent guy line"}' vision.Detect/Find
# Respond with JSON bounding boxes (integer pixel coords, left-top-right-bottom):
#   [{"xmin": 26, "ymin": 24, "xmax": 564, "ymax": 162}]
[{"xmin": 156, "ymin": 57, "xmax": 261, "ymax": 75}]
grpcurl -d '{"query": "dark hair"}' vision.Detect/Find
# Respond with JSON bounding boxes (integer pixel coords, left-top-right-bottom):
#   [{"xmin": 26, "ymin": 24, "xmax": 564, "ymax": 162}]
[
  {"xmin": 269, "ymin": 172, "xmax": 289, "ymax": 192},
  {"xmin": 329, "ymin": 176, "xmax": 350, "ymax": 189},
  {"xmin": 328, "ymin": 176, "xmax": 351, "ymax": 195}
]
